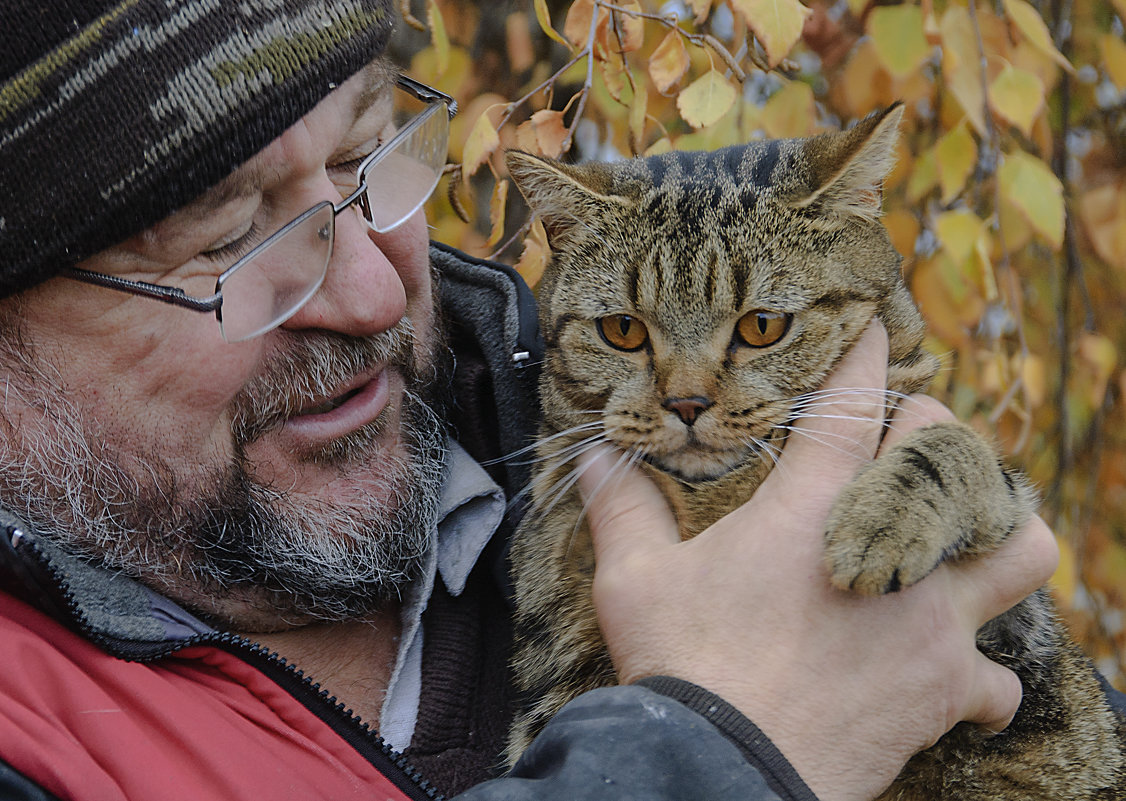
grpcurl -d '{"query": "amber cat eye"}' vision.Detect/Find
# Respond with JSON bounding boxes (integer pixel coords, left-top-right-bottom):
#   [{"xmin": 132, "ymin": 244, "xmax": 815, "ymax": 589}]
[
  {"xmin": 597, "ymin": 314, "xmax": 649, "ymax": 351},
  {"xmin": 736, "ymin": 311, "xmax": 792, "ymax": 348}
]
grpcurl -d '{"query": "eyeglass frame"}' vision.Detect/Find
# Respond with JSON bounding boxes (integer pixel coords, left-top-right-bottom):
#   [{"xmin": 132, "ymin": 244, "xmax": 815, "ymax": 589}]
[{"xmin": 61, "ymin": 75, "xmax": 457, "ymax": 330}]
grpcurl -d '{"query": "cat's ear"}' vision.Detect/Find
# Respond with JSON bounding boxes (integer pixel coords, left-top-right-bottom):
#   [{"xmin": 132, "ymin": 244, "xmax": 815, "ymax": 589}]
[
  {"xmin": 788, "ymin": 103, "xmax": 904, "ymax": 224},
  {"xmin": 505, "ymin": 150, "xmax": 633, "ymax": 246}
]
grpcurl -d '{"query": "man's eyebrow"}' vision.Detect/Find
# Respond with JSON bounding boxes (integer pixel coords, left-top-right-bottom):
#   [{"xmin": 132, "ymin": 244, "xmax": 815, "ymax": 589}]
[{"xmin": 183, "ymin": 162, "xmax": 267, "ymax": 221}]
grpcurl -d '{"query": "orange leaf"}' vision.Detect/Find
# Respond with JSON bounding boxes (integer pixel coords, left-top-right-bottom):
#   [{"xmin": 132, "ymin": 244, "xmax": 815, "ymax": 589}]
[
  {"xmin": 605, "ymin": 1, "xmax": 644, "ymax": 54},
  {"xmin": 506, "ymin": 12, "xmax": 536, "ymax": 73},
  {"xmin": 676, "ymin": 69, "xmax": 737, "ymax": 128},
  {"xmin": 564, "ymin": 0, "xmax": 602, "ymax": 49},
  {"xmin": 730, "ymin": 0, "xmax": 812, "ymax": 68},
  {"xmin": 515, "ymin": 218, "xmax": 550, "ymax": 288},
  {"xmin": 486, "ymin": 179, "xmax": 509, "ymax": 249},
  {"xmin": 530, "ymin": 109, "xmax": 570, "ymax": 159},
  {"xmin": 514, "ymin": 119, "xmax": 539, "ymax": 155},
  {"xmin": 649, "ymin": 29, "xmax": 690, "ymax": 93},
  {"xmin": 462, "ymin": 111, "xmax": 500, "ymax": 177},
  {"xmin": 628, "ymin": 82, "xmax": 649, "ymax": 155},
  {"xmin": 940, "ymin": 6, "xmax": 987, "ymax": 136},
  {"xmin": 1079, "ymin": 182, "xmax": 1126, "ymax": 271},
  {"xmin": 1101, "ymin": 33, "xmax": 1126, "ymax": 90}
]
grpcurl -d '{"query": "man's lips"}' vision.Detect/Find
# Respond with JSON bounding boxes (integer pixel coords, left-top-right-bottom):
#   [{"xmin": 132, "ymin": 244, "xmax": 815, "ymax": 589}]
[{"xmin": 283, "ymin": 368, "xmax": 393, "ymax": 441}]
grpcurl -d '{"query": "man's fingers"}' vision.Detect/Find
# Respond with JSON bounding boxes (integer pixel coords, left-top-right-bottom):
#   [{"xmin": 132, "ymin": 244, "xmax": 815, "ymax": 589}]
[
  {"xmin": 578, "ymin": 447, "xmax": 680, "ymax": 568},
  {"xmin": 950, "ymin": 513, "xmax": 1060, "ymax": 626},
  {"xmin": 879, "ymin": 394, "xmax": 953, "ymax": 453},
  {"xmin": 963, "ymin": 655, "xmax": 1024, "ymax": 734},
  {"xmin": 771, "ymin": 321, "xmax": 889, "ymax": 499}
]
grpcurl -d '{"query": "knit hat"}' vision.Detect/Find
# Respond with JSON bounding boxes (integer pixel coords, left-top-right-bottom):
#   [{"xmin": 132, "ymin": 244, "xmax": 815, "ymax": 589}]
[{"xmin": 0, "ymin": 0, "xmax": 394, "ymax": 298}]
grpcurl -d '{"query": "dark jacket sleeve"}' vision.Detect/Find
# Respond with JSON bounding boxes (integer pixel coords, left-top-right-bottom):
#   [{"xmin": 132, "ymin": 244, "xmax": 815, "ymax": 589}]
[{"xmin": 455, "ymin": 683, "xmax": 818, "ymax": 801}]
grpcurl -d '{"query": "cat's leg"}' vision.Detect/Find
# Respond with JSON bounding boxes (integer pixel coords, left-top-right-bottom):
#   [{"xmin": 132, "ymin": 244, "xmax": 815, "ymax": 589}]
[{"xmin": 823, "ymin": 420, "xmax": 1036, "ymax": 595}]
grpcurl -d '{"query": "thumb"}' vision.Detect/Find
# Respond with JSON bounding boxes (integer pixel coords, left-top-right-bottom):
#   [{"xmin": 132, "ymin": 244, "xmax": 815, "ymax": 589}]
[{"xmin": 577, "ymin": 447, "xmax": 680, "ymax": 568}]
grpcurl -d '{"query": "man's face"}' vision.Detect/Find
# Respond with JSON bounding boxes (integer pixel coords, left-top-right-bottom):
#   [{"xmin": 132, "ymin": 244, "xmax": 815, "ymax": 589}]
[{"xmin": 0, "ymin": 64, "xmax": 450, "ymax": 629}]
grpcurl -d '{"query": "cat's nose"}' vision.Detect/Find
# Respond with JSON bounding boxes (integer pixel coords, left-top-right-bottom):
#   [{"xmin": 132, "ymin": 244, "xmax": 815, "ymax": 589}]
[{"xmin": 662, "ymin": 396, "xmax": 713, "ymax": 426}]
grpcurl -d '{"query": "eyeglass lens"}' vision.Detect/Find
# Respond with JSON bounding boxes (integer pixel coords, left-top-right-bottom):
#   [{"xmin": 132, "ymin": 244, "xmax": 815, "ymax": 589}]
[{"xmin": 216, "ymin": 94, "xmax": 450, "ymax": 343}]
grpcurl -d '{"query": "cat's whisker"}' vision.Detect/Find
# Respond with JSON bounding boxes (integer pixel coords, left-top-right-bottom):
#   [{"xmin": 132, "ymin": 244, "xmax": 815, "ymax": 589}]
[
  {"xmin": 774, "ymin": 424, "xmax": 871, "ymax": 462},
  {"xmin": 530, "ymin": 434, "xmax": 623, "ymax": 523},
  {"xmin": 567, "ymin": 445, "xmax": 645, "ymax": 557},
  {"xmin": 481, "ymin": 421, "xmax": 606, "ymax": 466}
]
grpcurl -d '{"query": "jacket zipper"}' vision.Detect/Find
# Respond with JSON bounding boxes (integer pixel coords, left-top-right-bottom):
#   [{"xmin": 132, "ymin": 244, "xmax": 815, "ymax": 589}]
[{"xmin": 9, "ymin": 526, "xmax": 443, "ymax": 801}]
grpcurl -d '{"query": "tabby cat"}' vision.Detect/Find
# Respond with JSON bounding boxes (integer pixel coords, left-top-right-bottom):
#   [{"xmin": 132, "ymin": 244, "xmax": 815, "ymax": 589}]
[{"xmin": 502, "ymin": 105, "xmax": 1126, "ymax": 799}]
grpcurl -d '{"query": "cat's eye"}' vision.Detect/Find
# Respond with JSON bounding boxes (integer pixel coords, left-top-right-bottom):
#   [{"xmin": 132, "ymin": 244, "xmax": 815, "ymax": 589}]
[
  {"xmin": 736, "ymin": 311, "xmax": 792, "ymax": 348},
  {"xmin": 597, "ymin": 315, "xmax": 649, "ymax": 351}
]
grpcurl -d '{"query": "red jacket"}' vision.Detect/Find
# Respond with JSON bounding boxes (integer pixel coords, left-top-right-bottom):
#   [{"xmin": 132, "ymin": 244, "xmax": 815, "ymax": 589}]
[{"xmin": 0, "ymin": 590, "xmax": 431, "ymax": 800}]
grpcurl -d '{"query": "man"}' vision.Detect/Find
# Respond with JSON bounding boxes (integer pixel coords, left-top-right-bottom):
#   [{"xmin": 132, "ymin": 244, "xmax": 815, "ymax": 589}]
[{"xmin": 0, "ymin": 1, "xmax": 1074, "ymax": 799}]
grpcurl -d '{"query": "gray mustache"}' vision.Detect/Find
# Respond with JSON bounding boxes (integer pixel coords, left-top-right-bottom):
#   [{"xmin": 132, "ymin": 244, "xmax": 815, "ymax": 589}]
[{"xmin": 231, "ymin": 322, "xmax": 415, "ymax": 446}]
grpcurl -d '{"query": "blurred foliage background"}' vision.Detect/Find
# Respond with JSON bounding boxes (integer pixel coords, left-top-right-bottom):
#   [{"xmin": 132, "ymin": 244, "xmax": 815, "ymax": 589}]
[{"xmin": 390, "ymin": 0, "xmax": 1126, "ymax": 685}]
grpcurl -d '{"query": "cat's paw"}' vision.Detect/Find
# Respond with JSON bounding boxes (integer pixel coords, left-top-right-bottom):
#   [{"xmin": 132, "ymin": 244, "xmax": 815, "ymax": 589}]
[{"xmin": 824, "ymin": 422, "xmax": 1033, "ymax": 596}]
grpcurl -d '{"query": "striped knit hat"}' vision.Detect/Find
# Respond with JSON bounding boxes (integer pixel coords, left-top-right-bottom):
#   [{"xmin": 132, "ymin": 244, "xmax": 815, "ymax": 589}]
[{"xmin": 0, "ymin": 0, "xmax": 393, "ymax": 298}]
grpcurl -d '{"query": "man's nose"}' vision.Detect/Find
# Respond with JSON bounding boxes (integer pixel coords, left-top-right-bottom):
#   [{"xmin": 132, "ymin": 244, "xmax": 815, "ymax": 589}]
[{"xmin": 280, "ymin": 198, "xmax": 408, "ymax": 338}]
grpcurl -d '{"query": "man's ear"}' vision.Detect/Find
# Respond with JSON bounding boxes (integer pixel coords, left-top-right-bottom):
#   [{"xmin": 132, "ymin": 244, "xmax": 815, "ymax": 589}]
[
  {"xmin": 786, "ymin": 103, "xmax": 904, "ymax": 224},
  {"xmin": 505, "ymin": 151, "xmax": 633, "ymax": 248}
]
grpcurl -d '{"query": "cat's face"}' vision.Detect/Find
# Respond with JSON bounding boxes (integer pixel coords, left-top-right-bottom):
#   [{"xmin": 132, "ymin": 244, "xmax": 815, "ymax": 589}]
[{"xmin": 509, "ymin": 105, "xmax": 926, "ymax": 484}]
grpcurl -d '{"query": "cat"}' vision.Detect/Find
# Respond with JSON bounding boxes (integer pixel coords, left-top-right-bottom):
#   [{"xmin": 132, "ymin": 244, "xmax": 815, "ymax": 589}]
[{"xmin": 501, "ymin": 105, "xmax": 1126, "ymax": 799}]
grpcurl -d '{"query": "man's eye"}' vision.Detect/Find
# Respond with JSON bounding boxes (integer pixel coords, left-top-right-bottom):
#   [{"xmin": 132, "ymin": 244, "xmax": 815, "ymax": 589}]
[{"xmin": 200, "ymin": 222, "xmax": 262, "ymax": 264}]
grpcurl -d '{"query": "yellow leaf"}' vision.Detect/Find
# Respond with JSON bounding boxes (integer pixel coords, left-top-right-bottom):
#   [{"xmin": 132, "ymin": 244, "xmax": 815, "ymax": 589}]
[
  {"xmin": 515, "ymin": 218, "xmax": 550, "ymax": 288},
  {"xmin": 998, "ymin": 150, "xmax": 1064, "ymax": 249},
  {"xmin": 564, "ymin": 0, "xmax": 601, "ymax": 49},
  {"xmin": 989, "ymin": 62, "xmax": 1045, "ymax": 137},
  {"xmin": 1079, "ymin": 182, "xmax": 1126, "ymax": 270},
  {"xmin": 486, "ymin": 179, "xmax": 509, "ymax": 249},
  {"xmin": 426, "ymin": 0, "xmax": 449, "ymax": 75},
  {"xmin": 882, "ymin": 208, "xmax": 920, "ymax": 263},
  {"xmin": 530, "ymin": 108, "xmax": 570, "ymax": 159},
  {"xmin": 506, "ymin": 12, "xmax": 536, "ymax": 73},
  {"xmin": 1101, "ymin": 34, "xmax": 1126, "ymax": 90},
  {"xmin": 606, "ymin": 1, "xmax": 644, "ymax": 54},
  {"xmin": 1000, "ymin": 0, "xmax": 1073, "ymax": 73},
  {"xmin": 730, "ymin": 0, "xmax": 812, "ymax": 68},
  {"xmin": 759, "ymin": 80, "xmax": 817, "ymax": 138},
  {"xmin": 514, "ymin": 119, "xmax": 539, "ymax": 155},
  {"xmin": 1020, "ymin": 353, "xmax": 1047, "ymax": 408},
  {"xmin": 1078, "ymin": 332, "xmax": 1118, "ymax": 406},
  {"xmin": 601, "ymin": 54, "xmax": 627, "ymax": 102},
  {"xmin": 847, "ymin": 0, "xmax": 870, "ymax": 20},
  {"xmin": 645, "ymin": 137, "xmax": 674, "ymax": 156},
  {"xmin": 649, "ymin": 29, "xmax": 690, "ymax": 93},
  {"xmin": 629, "ymin": 82, "xmax": 648, "ymax": 155},
  {"xmin": 935, "ymin": 209, "xmax": 985, "ymax": 267},
  {"xmin": 534, "ymin": 0, "xmax": 570, "ymax": 48},
  {"xmin": 1049, "ymin": 534, "xmax": 1077, "ymax": 605},
  {"xmin": 935, "ymin": 122, "xmax": 976, "ymax": 204},
  {"xmin": 868, "ymin": 5, "xmax": 930, "ymax": 79},
  {"xmin": 940, "ymin": 6, "xmax": 987, "ymax": 136},
  {"xmin": 834, "ymin": 39, "xmax": 889, "ymax": 119},
  {"xmin": 906, "ymin": 145, "xmax": 937, "ymax": 203},
  {"xmin": 686, "ymin": 0, "xmax": 713, "ymax": 23},
  {"xmin": 462, "ymin": 111, "xmax": 500, "ymax": 177},
  {"xmin": 676, "ymin": 69, "xmax": 738, "ymax": 128}
]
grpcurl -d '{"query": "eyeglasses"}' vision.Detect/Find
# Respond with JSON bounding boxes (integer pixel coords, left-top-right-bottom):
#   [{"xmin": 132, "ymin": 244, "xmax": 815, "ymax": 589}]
[{"xmin": 63, "ymin": 75, "xmax": 457, "ymax": 343}]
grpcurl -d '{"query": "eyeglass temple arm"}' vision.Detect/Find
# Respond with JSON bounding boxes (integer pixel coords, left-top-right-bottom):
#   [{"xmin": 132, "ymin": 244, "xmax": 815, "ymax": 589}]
[
  {"xmin": 396, "ymin": 75, "xmax": 457, "ymax": 119},
  {"xmin": 62, "ymin": 268, "xmax": 222, "ymax": 313}
]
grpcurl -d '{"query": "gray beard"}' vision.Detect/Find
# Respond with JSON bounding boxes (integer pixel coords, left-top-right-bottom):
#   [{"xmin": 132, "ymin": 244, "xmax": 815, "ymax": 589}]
[{"xmin": 0, "ymin": 319, "xmax": 451, "ymax": 628}]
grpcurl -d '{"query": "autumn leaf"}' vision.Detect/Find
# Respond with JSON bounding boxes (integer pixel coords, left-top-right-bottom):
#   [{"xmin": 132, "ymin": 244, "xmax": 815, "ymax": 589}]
[
  {"xmin": 759, "ymin": 80, "xmax": 816, "ymax": 138},
  {"xmin": 1000, "ymin": 0, "xmax": 1073, "ymax": 73},
  {"xmin": 628, "ymin": 83, "xmax": 648, "ymax": 155},
  {"xmin": 605, "ymin": 1, "xmax": 644, "ymax": 54},
  {"xmin": 1078, "ymin": 332, "xmax": 1118, "ymax": 407},
  {"xmin": 463, "ymin": 111, "xmax": 500, "ymax": 177},
  {"xmin": 729, "ymin": 0, "xmax": 812, "ymax": 68},
  {"xmin": 515, "ymin": 218, "xmax": 550, "ymax": 287},
  {"xmin": 427, "ymin": 0, "xmax": 449, "ymax": 75},
  {"xmin": 989, "ymin": 62, "xmax": 1045, "ymax": 137},
  {"xmin": 649, "ymin": 29, "xmax": 690, "ymax": 93},
  {"xmin": 564, "ymin": 0, "xmax": 601, "ymax": 49},
  {"xmin": 533, "ymin": 0, "xmax": 570, "ymax": 48},
  {"xmin": 1079, "ymin": 182, "xmax": 1126, "ymax": 270},
  {"xmin": 1021, "ymin": 353, "xmax": 1047, "ymax": 408},
  {"xmin": 486, "ymin": 178, "xmax": 509, "ymax": 249},
  {"xmin": 940, "ymin": 6, "xmax": 987, "ymax": 136},
  {"xmin": 1101, "ymin": 33, "xmax": 1126, "ymax": 90},
  {"xmin": 934, "ymin": 208, "xmax": 985, "ymax": 267},
  {"xmin": 686, "ymin": 0, "xmax": 713, "ymax": 23},
  {"xmin": 530, "ymin": 109, "xmax": 570, "ymax": 159},
  {"xmin": 506, "ymin": 12, "xmax": 535, "ymax": 73},
  {"xmin": 998, "ymin": 150, "xmax": 1064, "ymax": 249},
  {"xmin": 935, "ymin": 122, "xmax": 976, "ymax": 203},
  {"xmin": 868, "ymin": 5, "xmax": 930, "ymax": 79},
  {"xmin": 677, "ymin": 69, "xmax": 737, "ymax": 128}
]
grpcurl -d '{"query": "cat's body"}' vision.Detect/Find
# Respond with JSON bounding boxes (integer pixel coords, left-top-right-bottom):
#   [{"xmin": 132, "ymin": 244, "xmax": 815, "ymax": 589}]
[{"xmin": 503, "ymin": 107, "xmax": 1126, "ymax": 799}]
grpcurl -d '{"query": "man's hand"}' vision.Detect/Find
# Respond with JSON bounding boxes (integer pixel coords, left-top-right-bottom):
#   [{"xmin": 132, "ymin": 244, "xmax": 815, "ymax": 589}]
[{"xmin": 578, "ymin": 322, "xmax": 1058, "ymax": 801}]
